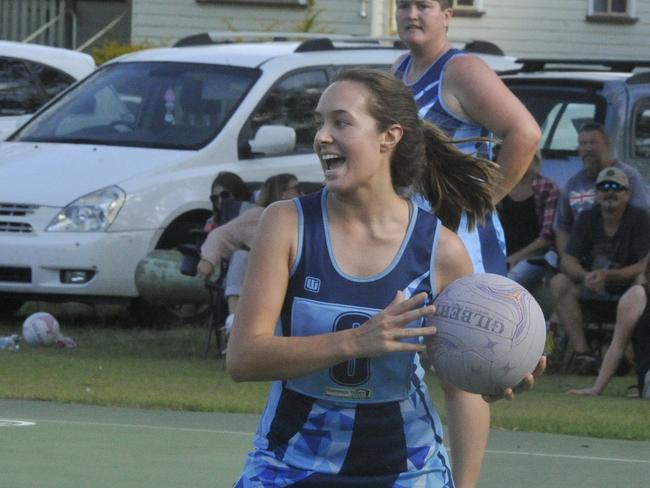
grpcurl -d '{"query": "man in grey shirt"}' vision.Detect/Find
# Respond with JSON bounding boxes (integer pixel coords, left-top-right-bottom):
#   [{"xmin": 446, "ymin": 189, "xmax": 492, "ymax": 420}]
[{"xmin": 555, "ymin": 122, "xmax": 650, "ymax": 257}]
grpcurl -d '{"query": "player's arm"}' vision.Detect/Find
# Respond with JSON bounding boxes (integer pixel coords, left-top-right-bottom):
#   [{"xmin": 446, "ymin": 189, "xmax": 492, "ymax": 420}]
[
  {"xmin": 227, "ymin": 201, "xmax": 435, "ymax": 382},
  {"xmin": 444, "ymin": 55, "xmax": 541, "ymax": 204},
  {"xmin": 227, "ymin": 201, "xmax": 354, "ymax": 381},
  {"xmin": 434, "ymin": 227, "xmax": 490, "ymax": 488}
]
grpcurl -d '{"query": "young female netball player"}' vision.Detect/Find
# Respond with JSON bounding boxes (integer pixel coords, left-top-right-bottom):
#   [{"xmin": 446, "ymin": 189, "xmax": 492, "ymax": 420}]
[{"xmin": 226, "ymin": 68, "xmax": 541, "ymax": 487}]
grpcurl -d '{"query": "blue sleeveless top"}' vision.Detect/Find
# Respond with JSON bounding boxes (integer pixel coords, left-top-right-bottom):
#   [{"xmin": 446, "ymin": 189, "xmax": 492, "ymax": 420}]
[
  {"xmin": 395, "ymin": 49, "xmax": 507, "ymax": 275},
  {"xmin": 283, "ymin": 189, "xmax": 440, "ymax": 403},
  {"xmin": 234, "ymin": 189, "xmax": 454, "ymax": 486}
]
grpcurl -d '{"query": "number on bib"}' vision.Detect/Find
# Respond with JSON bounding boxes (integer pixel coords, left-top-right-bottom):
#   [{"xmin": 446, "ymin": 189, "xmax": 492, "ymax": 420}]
[{"xmin": 329, "ymin": 312, "xmax": 371, "ymax": 386}]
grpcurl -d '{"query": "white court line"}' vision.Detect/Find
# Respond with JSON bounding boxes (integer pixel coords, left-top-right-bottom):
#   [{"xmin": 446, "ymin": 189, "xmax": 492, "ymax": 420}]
[
  {"xmin": 15, "ymin": 418, "xmax": 253, "ymax": 437},
  {"xmin": 485, "ymin": 449, "xmax": 650, "ymax": 465},
  {"xmin": 11, "ymin": 418, "xmax": 650, "ymax": 465},
  {"xmin": 0, "ymin": 419, "xmax": 36, "ymax": 427}
]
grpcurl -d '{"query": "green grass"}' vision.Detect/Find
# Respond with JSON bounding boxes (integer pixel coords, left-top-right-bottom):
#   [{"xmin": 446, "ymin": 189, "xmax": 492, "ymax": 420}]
[{"xmin": 1, "ymin": 303, "xmax": 649, "ymax": 441}]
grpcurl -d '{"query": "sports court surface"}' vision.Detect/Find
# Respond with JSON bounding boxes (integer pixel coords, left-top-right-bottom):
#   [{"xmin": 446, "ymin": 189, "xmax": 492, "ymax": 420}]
[{"xmin": 2, "ymin": 398, "xmax": 649, "ymax": 487}]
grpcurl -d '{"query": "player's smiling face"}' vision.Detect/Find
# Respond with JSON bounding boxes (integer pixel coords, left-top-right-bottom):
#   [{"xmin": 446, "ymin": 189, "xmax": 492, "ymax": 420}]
[
  {"xmin": 395, "ymin": 0, "xmax": 452, "ymax": 47},
  {"xmin": 313, "ymin": 81, "xmax": 390, "ymax": 192}
]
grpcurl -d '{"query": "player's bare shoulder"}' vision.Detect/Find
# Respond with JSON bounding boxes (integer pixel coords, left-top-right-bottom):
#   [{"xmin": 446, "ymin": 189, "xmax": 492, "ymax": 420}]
[
  {"xmin": 257, "ymin": 199, "xmax": 300, "ymax": 261},
  {"xmin": 446, "ymin": 52, "xmax": 495, "ymax": 84}
]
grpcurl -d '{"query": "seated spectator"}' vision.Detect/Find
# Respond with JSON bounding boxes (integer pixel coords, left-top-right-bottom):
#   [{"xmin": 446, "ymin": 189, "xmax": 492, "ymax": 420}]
[
  {"xmin": 197, "ymin": 173, "xmax": 301, "ymax": 331},
  {"xmin": 567, "ymin": 262, "xmax": 650, "ymax": 397},
  {"xmin": 550, "ymin": 167, "xmax": 650, "ymax": 374},
  {"xmin": 554, "ymin": 122, "xmax": 650, "ymax": 258},
  {"xmin": 205, "ymin": 171, "xmax": 254, "ymax": 232},
  {"xmin": 498, "ymin": 149, "xmax": 559, "ymax": 291}
]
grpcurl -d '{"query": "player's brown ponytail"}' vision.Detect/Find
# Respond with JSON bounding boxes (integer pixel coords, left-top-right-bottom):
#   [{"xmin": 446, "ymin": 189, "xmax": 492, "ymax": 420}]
[{"xmin": 417, "ymin": 122, "xmax": 498, "ymax": 231}]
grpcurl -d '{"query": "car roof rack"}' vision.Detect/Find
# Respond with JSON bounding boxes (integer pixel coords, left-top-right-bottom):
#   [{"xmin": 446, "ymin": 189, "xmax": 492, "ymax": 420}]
[
  {"xmin": 173, "ymin": 31, "xmax": 506, "ymax": 55},
  {"xmin": 517, "ymin": 58, "xmax": 650, "ymax": 73},
  {"xmin": 173, "ymin": 31, "xmax": 405, "ymax": 49}
]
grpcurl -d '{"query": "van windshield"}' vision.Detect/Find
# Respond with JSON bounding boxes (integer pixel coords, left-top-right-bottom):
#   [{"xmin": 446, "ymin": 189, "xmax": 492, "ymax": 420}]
[{"xmin": 14, "ymin": 62, "xmax": 260, "ymax": 149}]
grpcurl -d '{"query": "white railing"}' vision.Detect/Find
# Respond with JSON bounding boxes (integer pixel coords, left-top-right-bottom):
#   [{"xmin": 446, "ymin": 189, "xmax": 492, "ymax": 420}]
[{"xmin": 0, "ymin": 0, "xmax": 67, "ymax": 47}]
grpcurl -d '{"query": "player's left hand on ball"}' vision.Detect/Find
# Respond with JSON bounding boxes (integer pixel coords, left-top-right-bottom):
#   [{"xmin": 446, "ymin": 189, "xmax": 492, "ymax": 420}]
[{"xmin": 481, "ymin": 355, "xmax": 547, "ymax": 403}]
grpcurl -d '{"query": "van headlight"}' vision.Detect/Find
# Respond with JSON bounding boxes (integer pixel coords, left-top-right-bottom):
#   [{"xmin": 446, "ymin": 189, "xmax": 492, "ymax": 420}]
[{"xmin": 46, "ymin": 186, "xmax": 126, "ymax": 232}]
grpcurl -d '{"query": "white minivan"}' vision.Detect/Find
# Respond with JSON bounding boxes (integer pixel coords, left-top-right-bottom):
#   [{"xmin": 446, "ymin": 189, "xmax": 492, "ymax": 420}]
[{"xmin": 0, "ymin": 34, "xmax": 518, "ymax": 316}]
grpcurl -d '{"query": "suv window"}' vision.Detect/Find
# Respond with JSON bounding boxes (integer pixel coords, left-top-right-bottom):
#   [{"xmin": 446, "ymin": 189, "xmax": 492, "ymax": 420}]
[
  {"xmin": 242, "ymin": 68, "xmax": 328, "ymax": 157},
  {"xmin": 30, "ymin": 62, "xmax": 75, "ymax": 98},
  {"xmin": 507, "ymin": 84, "xmax": 606, "ymax": 157},
  {"xmin": 0, "ymin": 58, "xmax": 43, "ymax": 116},
  {"xmin": 16, "ymin": 62, "xmax": 260, "ymax": 150},
  {"xmin": 633, "ymin": 100, "xmax": 650, "ymax": 159},
  {"xmin": 632, "ymin": 99, "xmax": 650, "ymax": 185},
  {"xmin": 541, "ymin": 102, "xmax": 596, "ymax": 151}
]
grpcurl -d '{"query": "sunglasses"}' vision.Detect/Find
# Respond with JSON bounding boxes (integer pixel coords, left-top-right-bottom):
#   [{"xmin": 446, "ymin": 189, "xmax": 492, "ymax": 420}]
[
  {"xmin": 596, "ymin": 182, "xmax": 627, "ymax": 193},
  {"xmin": 210, "ymin": 190, "xmax": 232, "ymax": 204}
]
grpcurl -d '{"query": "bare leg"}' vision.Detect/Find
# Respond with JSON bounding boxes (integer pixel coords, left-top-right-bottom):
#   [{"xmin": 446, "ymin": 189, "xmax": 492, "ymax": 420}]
[
  {"xmin": 551, "ymin": 273, "xmax": 589, "ymax": 353},
  {"xmin": 225, "ymin": 250, "xmax": 249, "ymax": 315},
  {"xmin": 441, "ymin": 379, "xmax": 489, "ymax": 488},
  {"xmin": 227, "ymin": 295, "xmax": 239, "ymax": 316},
  {"xmin": 567, "ymin": 285, "xmax": 646, "ymax": 395}
]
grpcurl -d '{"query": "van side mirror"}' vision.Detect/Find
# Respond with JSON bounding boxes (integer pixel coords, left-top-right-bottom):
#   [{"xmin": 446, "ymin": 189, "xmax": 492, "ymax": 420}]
[{"xmin": 249, "ymin": 125, "xmax": 296, "ymax": 156}]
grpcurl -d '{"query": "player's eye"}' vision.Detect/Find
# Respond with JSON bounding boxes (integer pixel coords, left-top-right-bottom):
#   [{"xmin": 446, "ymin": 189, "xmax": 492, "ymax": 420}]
[{"xmin": 334, "ymin": 119, "xmax": 348, "ymax": 128}]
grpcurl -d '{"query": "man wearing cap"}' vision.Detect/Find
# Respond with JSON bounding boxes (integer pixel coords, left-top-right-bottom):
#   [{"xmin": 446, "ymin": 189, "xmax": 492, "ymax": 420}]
[
  {"xmin": 555, "ymin": 122, "xmax": 650, "ymax": 259},
  {"xmin": 551, "ymin": 166, "xmax": 650, "ymax": 373}
]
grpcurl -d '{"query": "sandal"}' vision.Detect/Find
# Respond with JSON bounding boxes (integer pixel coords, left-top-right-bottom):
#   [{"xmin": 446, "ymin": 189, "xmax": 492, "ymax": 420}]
[{"xmin": 574, "ymin": 353, "xmax": 601, "ymax": 376}]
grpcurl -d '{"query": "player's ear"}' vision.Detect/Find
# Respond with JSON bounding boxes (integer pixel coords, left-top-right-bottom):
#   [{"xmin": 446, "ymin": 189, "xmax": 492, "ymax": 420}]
[
  {"xmin": 443, "ymin": 4, "xmax": 453, "ymax": 29},
  {"xmin": 380, "ymin": 124, "xmax": 403, "ymax": 152}
]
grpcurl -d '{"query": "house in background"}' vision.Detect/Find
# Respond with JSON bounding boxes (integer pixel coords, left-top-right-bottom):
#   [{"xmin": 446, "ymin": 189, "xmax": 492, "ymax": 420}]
[
  {"xmin": 131, "ymin": 0, "xmax": 649, "ymax": 60},
  {"xmin": 0, "ymin": 0, "xmax": 131, "ymax": 51},
  {"xmin": 415, "ymin": 0, "xmax": 647, "ymax": 59},
  {"xmin": 0, "ymin": 0, "xmax": 647, "ymax": 61}
]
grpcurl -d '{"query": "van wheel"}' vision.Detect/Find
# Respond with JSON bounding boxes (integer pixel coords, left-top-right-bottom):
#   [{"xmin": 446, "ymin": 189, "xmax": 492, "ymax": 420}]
[
  {"xmin": 0, "ymin": 297, "xmax": 24, "ymax": 317},
  {"xmin": 156, "ymin": 215, "xmax": 207, "ymax": 250}
]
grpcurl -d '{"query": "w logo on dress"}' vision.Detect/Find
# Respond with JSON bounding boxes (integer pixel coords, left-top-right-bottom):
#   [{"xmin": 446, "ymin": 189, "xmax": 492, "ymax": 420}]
[{"xmin": 304, "ymin": 276, "xmax": 321, "ymax": 293}]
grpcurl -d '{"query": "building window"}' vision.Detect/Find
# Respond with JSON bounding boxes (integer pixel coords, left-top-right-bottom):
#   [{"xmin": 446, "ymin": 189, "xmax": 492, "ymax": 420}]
[
  {"xmin": 592, "ymin": 0, "xmax": 629, "ymax": 14},
  {"xmin": 587, "ymin": 0, "xmax": 638, "ymax": 23},
  {"xmin": 454, "ymin": 0, "xmax": 480, "ymax": 9},
  {"xmin": 451, "ymin": 0, "xmax": 484, "ymax": 18}
]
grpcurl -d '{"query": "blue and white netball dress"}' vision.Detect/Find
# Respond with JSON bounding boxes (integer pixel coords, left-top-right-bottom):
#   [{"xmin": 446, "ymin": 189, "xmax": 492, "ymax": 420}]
[
  {"xmin": 395, "ymin": 49, "xmax": 507, "ymax": 275},
  {"xmin": 235, "ymin": 189, "xmax": 454, "ymax": 488}
]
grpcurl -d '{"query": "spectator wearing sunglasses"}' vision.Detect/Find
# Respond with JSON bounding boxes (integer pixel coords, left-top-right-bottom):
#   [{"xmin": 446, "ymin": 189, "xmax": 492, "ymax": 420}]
[
  {"xmin": 550, "ymin": 167, "xmax": 650, "ymax": 373},
  {"xmin": 554, "ymin": 122, "xmax": 650, "ymax": 262},
  {"xmin": 205, "ymin": 171, "xmax": 255, "ymax": 232},
  {"xmin": 197, "ymin": 174, "xmax": 301, "ymax": 333}
]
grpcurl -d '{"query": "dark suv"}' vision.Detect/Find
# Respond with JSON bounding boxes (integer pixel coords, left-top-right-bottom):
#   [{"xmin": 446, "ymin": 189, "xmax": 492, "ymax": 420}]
[{"xmin": 502, "ymin": 60, "xmax": 650, "ymax": 188}]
